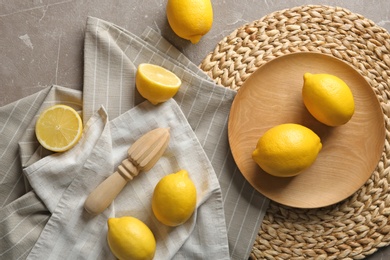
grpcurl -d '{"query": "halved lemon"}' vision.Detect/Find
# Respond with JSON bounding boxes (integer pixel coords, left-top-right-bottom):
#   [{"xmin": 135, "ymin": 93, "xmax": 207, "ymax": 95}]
[
  {"xmin": 135, "ymin": 63, "xmax": 182, "ymax": 105},
  {"xmin": 35, "ymin": 104, "xmax": 83, "ymax": 152}
]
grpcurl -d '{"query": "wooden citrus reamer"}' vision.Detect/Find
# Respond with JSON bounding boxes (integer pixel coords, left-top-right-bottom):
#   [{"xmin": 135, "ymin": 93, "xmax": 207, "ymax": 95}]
[{"xmin": 84, "ymin": 128, "xmax": 170, "ymax": 215}]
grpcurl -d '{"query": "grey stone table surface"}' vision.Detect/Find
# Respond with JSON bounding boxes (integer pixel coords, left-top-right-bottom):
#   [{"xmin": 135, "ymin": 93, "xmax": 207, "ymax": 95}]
[{"xmin": 1, "ymin": 0, "xmax": 390, "ymax": 259}]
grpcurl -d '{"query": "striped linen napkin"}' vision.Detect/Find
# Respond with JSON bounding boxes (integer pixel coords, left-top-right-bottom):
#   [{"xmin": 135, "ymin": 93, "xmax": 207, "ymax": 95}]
[
  {"xmin": 0, "ymin": 17, "xmax": 269, "ymax": 259},
  {"xmin": 25, "ymin": 99, "xmax": 230, "ymax": 259}
]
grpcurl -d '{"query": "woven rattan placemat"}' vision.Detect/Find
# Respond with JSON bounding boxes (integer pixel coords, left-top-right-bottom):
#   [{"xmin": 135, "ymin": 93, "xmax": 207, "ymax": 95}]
[{"xmin": 200, "ymin": 5, "xmax": 390, "ymax": 259}]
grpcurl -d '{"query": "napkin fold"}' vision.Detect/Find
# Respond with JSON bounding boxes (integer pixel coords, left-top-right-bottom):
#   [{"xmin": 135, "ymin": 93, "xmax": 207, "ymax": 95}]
[
  {"xmin": 0, "ymin": 86, "xmax": 78, "ymax": 259},
  {"xmin": 25, "ymin": 99, "xmax": 230, "ymax": 259},
  {"xmin": 0, "ymin": 16, "xmax": 269, "ymax": 259}
]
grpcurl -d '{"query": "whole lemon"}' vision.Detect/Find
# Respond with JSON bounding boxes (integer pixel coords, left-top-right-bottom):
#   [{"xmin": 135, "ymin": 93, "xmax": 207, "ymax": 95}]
[
  {"xmin": 302, "ymin": 73, "xmax": 355, "ymax": 126},
  {"xmin": 107, "ymin": 216, "xmax": 156, "ymax": 260},
  {"xmin": 135, "ymin": 63, "xmax": 181, "ymax": 105},
  {"xmin": 252, "ymin": 123, "xmax": 322, "ymax": 177},
  {"xmin": 152, "ymin": 170, "xmax": 197, "ymax": 227},
  {"xmin": 166, "ymin": 0, "xmax": 213, "ymax": 44}
]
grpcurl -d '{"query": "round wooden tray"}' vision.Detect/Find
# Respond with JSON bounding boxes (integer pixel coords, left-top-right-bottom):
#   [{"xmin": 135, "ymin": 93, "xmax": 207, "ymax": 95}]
[
  {"xmin": 201, "ymin": 5, "xmax": 390, "ymax": 259},
  {"xmin": 228, "ymin": 52, "xmax": 385, "ymax": 208}
]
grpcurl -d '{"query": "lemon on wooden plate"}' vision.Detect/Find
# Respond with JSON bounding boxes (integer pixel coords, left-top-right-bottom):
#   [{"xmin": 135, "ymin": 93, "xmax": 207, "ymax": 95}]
[
  {"xmin": 35, "ymin": 104, "xmax": 83, "ymax": 152},
  {"xmin": 166, "ymin": 0, "xmax": 213, "ymax": 44},
  {"xmin": 135, "ymin": 63, "xmax": 181, "ymax": 105},
  {"xmin": 302, "ymin": 73, "xmax": 355, "ymax": 126},
  {"xmin": 152, "ymin": 170, "xmax": 197, "ymax": 227},
  {"xmin": 107, "ymin": 216, "xmax": 156, "ymax": 260},
  {"xmin": 252, "ymin": 123, "xmax": 322, "ymax": 177}
]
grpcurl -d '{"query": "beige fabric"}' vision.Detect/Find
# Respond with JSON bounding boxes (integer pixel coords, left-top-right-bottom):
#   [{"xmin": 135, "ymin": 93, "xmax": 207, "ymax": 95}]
[
  {"xmin": 0, "ymin": 17, "xmax": 269, "ymax": 259},
  {"xmin": 25, "ymin": 99, "xmax": 230, "ymax": 259}
]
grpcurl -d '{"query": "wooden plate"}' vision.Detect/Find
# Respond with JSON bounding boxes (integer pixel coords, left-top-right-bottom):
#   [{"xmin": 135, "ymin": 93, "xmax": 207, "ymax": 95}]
[{"xmin": 228, "ymin": 52, "xmax": 385, "ymax": 208}]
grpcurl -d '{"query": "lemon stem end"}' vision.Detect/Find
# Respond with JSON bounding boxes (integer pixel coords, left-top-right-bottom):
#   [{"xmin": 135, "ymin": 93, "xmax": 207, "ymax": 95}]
[{"xmin": 189, "ymin": 35, "xmax": 202, "ymax": 44}]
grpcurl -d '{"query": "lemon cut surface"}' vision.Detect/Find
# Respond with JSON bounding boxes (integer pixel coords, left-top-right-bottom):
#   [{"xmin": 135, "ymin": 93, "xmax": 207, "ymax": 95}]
[
  {"xmin": 35, "ymin": 104, "xmax": 83, "ymax": 152},
  {"xmin": 135, "ymin": 63, "xmax": 181, "ymax": 105}
]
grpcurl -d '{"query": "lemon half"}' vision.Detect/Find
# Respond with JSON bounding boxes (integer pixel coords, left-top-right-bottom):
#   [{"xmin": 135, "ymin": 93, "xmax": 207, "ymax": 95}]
[
  {"xmin": 35, "ymin": 104, "xmax": 83, "ymax": 152},
  {"xmin": 135, "ymin": 63, "xmax": 181, "ymax": 105}
]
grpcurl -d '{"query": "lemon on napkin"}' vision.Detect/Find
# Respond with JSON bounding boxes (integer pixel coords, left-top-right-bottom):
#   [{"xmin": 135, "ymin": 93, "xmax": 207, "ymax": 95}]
[
  {"xmin": 35, "ymin": 104, "xmax": 83, "ymax": 152},
  {"xmin": 107, "ymin": 216, "xmax": 156, "ymax": 260},
  {"xmin": 152, "ymin": 170, "xmax": 197, "ymax": 227},
  {"xmin": 135, "ymin": 63, "xmax": 181, "ymax": 105}
]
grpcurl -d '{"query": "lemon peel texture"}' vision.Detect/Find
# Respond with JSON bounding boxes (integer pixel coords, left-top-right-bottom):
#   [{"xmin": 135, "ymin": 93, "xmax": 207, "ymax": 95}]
[
  {"xmin": 302, "ymin": 73, "xmax": 355, "ymax": 126},
  {"xmin": 107, "ymin": 216, "xmax": 156, "ymax": 260},
  {"xmin": 152, "ymin": 170, "xmax": 197, "ymax": 226},
  {"xmin": 252, "ymin": 123, "xmax": 322, "ymax": 177},
  {"xmin": 166, "ymin": 0, "xmax": 213, "ymax": 44}
]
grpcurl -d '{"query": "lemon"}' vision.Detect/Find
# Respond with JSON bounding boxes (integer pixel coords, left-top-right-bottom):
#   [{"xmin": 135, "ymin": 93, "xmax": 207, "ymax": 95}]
[
  {"xmin": 252, "ymin": 123, "xmax": 322, "ymax": 177},
  {"xmin": 152, "ymin": 170, "xmax": 197, "ymax": 227},
  {"xmin": 166, "ymin": 0, "xmax": 213, "ymax": 44},
  {"xmin": 135, "ymin": 63, "xmax": 181, "ymax": 105},
  {"xmin": 35, "ymin": 104, "xmax": 83, "ymax": 152},
  {"xmin": 302, "ymin": 73, "xmax": 355, "ymax": 126},
  {"xmin": 107, "ymin": 216, "xmax": 156, "ymax": 260}
]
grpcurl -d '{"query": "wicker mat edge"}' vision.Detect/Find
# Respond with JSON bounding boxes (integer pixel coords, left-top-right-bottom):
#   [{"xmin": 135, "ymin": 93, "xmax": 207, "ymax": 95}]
[{"xmin": 200, "ymin": 5, "xmax": 390, "ymax": 260}]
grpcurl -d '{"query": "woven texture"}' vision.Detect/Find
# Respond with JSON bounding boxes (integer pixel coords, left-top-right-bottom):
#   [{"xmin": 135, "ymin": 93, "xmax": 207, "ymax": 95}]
[{"xmin": 200, "ymin": 5, "xmax": 390, "ymax": 260}]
